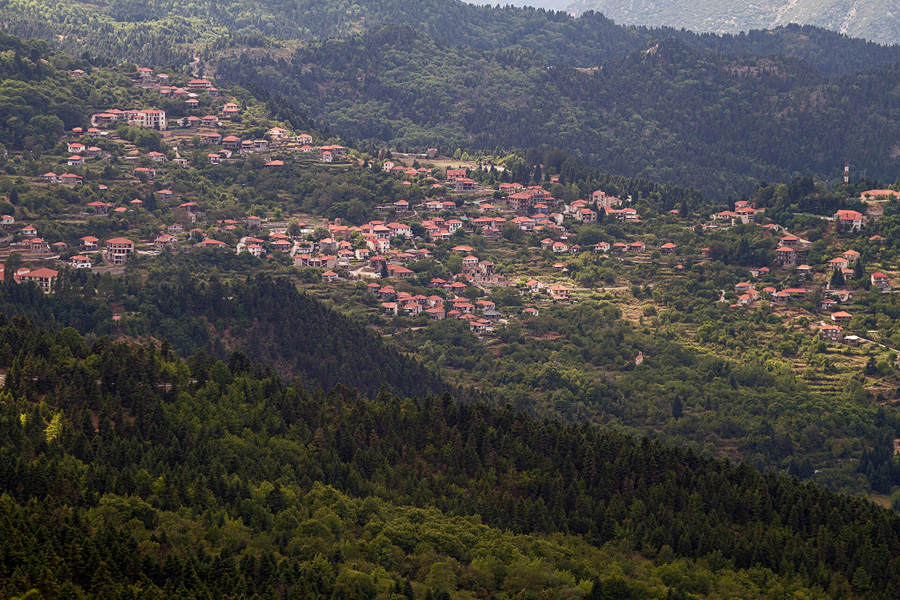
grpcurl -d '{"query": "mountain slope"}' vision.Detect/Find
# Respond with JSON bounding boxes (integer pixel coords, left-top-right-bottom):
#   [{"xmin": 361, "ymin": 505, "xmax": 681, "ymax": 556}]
[
  {"xmin": 216, "ymin": 28, "xmax": 900, "ymax": 194},
  {"xmin": 567, "ymin": 0, "xmax": 900, "ymax": 46},
  {"xmin": 2, "ymin": 317, "xmax": 900, "ymax": 597},
  {"xmin": 568, "ymin": 0, "xmax": 779, "ymax": 32},
  {"xmin": 0, "ymin": 264, "xmax": 449, "ymax": 399},
  {"xmin": 780, "ymin": 0, "xmax": 900, "ymax": 43},
  {"xmin": 4, "ymin": 0, "xmax": 900, "ymax": 197}
]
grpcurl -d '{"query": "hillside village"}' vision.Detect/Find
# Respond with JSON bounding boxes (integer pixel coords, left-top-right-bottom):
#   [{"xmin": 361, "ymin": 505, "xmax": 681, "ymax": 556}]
[
  {"xmin": 11, "ymin": 2, "xmax": 900, "ymax": 596},
  {"xmin": 4, "ymin": 62, "xmax": 900, "ymax": 378}
]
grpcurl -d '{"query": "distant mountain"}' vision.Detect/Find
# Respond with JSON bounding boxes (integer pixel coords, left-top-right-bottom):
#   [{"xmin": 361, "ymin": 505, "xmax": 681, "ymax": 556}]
[
  {"xmin": 3, "ymin": 0, "xmax": 900, "ymax": 75},
  {"xmin": 567, "ymin": 0, "xmax": 900, "ymax": 46}
]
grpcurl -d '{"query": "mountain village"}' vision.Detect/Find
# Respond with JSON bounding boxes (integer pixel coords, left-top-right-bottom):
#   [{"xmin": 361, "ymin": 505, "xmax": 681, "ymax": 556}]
[{"xmin": 2, "ymin": 65, "xmax": 900, "ymax": 355}]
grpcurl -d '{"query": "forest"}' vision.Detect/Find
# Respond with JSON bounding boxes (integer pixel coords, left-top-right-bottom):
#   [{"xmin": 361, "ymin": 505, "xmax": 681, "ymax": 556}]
[
  {"xmin": 3, "ymin": 314, "xmax": 900, "ymax": 599},
  {"xmin": 214, "ymin": 26, "xmax": 900, "ymax": 195},
  {"xmin": 4, "ymin": 231, "xmax": 899, "ymax": 503},
  {"xmin": 4, "ymin": 0, "xmax": 900, "ymax": 74},
  {"xmin": 0, "ymin": 259, "xmax": 448, "ymax": 399}
]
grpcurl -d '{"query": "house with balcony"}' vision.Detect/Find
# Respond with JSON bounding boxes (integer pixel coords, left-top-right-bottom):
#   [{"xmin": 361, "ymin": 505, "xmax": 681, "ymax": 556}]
[{"xmin": 104, "ymin": 238, "xmax": 134, "ymax": 265}]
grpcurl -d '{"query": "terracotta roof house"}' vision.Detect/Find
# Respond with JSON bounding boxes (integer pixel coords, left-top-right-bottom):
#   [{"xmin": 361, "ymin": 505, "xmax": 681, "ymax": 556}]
[
  {"xmin": 104, "ymin": 238, "xmax": 134, "ymax": 265},
  {"xmin": 20, "ymin": 268, "xmax": 58, "ymax": 293},
  {"xmin": 833, "ymin": 209, "xmax": 867, "ymax": 231},
  {"xmin": 871, "ymin": 272, "xmax": 891, "ymax": 291}
]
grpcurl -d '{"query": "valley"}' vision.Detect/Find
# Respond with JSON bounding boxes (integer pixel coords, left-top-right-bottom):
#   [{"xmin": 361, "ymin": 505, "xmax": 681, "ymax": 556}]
[{"xmin": 1, "ymin": 1, "xmax": 900, "ymax": 598}]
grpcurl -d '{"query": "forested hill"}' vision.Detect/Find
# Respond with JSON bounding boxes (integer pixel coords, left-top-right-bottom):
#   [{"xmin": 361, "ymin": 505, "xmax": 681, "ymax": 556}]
[
  {"xmin": 130, "ymin": 270, "xmax": 451, "ymax": 398},
  {"xmin": 0, "ymin": 33, "xmax": 100, "ymax": 150},
  {"xmin": 3, "ymin": 0, "xmax": 900, "ymax": 76},
  {"xmin": 5, "ymin": 2, "xmax": 900, "ymax": 193},
  {"xmin": 217, "ymin": 29, "xmax": 900, "ymax": 194},
  {"xmin": 0, "ymin": 265, "xmax": 449, "ymax": 399},
  {"xmin": 3, "ymin": 316, "xmax": 900, "ymax": 598}
]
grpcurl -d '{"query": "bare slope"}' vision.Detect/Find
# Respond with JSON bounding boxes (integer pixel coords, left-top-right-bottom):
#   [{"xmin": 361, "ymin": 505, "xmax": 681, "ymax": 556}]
[{"xmin": 567, "ymin": 0, "xmax": 900, "ymax": 45}]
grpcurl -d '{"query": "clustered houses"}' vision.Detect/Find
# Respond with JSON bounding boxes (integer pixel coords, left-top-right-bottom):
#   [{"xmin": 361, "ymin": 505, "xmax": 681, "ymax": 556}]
[
  {"xmin": 387, "ymin": 163, "xmax": 433, "ymax": 181},
  {"xmin": 605, "ymin": 207, "xmax": 639, "ymax": 222},
  {"xmin": 43, "ymin": 173, "xmax": 83, "ymax": 186},
  {"xmin": 90, "ymin": 70, "xmax": 328, "ymax": 154},
  {"xmin": 506, "ymin": 186, "xmax": 554, "ymax": 213},
  {"xmin": 23, "ymin": 64, "xmax": 900, "ymax": 347},
  {"xmin": 172, "ymin": 130, "xmax": 334, "ymax": 161},
  {"xmin": 731, "ymin": 279, "xmax": 858, "ymax": 311},
  {"xmin": 819, "ymin": 316, "xmax": 862, "ymax": 346},
  {"xmin": 367, "ymin": 272, "xmax": 523, "ymax": 332},
  {"xmin": 730, "ymin": 282, "xmax": 781, "ymax": 308},
  {"xmin": 0, "ymin": 216, "xmax": 163, "ymax": 292},
  {"xmin": 371, "ymin": 284, "xmax": 500, "ymax": 333}
]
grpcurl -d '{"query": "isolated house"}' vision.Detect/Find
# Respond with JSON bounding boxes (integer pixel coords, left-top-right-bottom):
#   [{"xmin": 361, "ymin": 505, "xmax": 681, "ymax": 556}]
[
  {"xmin": 70, "ymin": 255, "xmax": 92, "ymax": 269},
  {"xmin": 775, "ymin": 246, "xmax": 796, "ymax": 266},
  {"xmin": 104, "ymin": 238, "xmax": 134, "ymax": 265},
  {"xmin": 80, "ymin": 236, "xmax": 99, "ymax": 250},
  {"xmin": 86, "ymin": 201, "xmax": 111, "ymax": 215},
  {"xmin": 446, "ymin": 168, "xmax": 466, "ymax": 182},
  {"xmin": 187, "ymin": 78, "xmax": 213, "ymax": 90},
  {"xmin": 871, "ymin": 272, "xmax": 891, "ymax": 291},
  {"xmin": 820, "ymin": 325, "xmax": 844, "ymax": 342},
  {"xmin": 548, "ymin": 285, "xmax": 570, "ymax": 300},
  {"xmin": 828, "ymin": 257, "xmax": 850, "ymax": 270}
]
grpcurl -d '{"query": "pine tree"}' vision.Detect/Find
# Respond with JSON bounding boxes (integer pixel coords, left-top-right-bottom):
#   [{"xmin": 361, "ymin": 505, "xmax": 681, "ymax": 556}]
[
  {"xmin": 672, "ymin": 395, "xmax": 683, "ymax": 420},
  {"xmin": 830, "ymin": 267, "xmax": 845, "ymax": 288}
]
